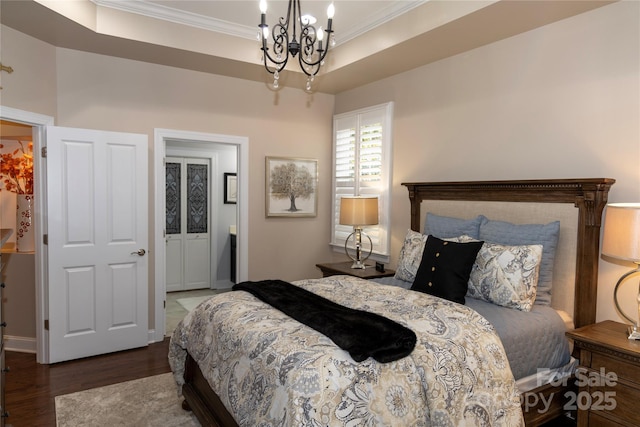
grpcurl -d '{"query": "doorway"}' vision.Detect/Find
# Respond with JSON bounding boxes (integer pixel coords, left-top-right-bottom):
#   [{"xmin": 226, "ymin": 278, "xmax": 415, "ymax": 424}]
[
  {"xmin": 153, "ymin": 129, "xmax": 249, "ymax": 341},
  {"xmin": 0, "ymin": 107, "xmax": 53, "ymax": 363},
  {"xmin": 0, "ymin": 119, "xmax": 38, "ymax": 354}
]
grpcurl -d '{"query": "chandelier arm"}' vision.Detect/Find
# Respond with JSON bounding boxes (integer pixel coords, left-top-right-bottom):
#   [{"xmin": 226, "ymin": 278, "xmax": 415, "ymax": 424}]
[
  {"xmin": 284, "ymin": 0, "xmax": 293, "ymax": 28},
  {"xmin": 298, "ymin": 26, "xmax": 332, "ymax": 69},
  {"xmin": 261, "ymin": 23, "xmax": 290, "ymax": 74},
  {"xmin": 298, "ymin": 56, "xmax": 320, "ymax": 77},
  {"xmin": 292, "ymin": 0, "xmax": 299, "ymax": 43},
  {"xmin": 299, "ymin": 43, "xmax": 328, "ymax": 66}
]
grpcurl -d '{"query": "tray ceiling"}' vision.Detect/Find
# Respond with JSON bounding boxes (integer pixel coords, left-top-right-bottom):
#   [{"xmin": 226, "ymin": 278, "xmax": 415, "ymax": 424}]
[{"xmin": 0, "ymin": 0, "xmax": 615, "ymax": 93}]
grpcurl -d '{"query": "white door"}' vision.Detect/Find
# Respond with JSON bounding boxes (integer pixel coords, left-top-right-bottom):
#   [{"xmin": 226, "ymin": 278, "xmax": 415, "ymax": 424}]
[
  {"xmin": 165, "ymin": 156, "xmax": 210, "ymax": 292},
  {"xmin": 165, "ymin": 158, "xmax": 183, "ymax": 292},
  {"xmin": 46, "ymin": 126, "xmax": 148, "ymax": 363}
]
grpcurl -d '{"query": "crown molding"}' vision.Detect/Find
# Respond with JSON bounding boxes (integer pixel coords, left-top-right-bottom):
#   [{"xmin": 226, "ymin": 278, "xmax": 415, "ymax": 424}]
[
  {"xmin": 92, "ymin": 0, "xmax": 258, "ymax": 40},
  {"xmin": 337, "ymin": 1, "xmax": 427, "ymax": 44},
  {"xmin": 92, "ymin": 0, "xmax": 428, "ymax": 46}
]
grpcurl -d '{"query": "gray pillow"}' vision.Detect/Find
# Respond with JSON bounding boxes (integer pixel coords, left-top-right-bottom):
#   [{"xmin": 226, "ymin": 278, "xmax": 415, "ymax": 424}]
[
  {"xmin": 394, "ymin": 229, "xmax": 428, "ymax": 282},
  {"xmin": 478, "ymin": 218, "xmax": 560, "ymax": 306},
  {"xmin": 424, "ymin": 213, "xmax": 483, "ymax": 239}
]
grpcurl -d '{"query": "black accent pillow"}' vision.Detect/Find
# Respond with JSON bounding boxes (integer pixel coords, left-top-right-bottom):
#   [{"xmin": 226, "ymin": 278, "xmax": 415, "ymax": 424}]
[{"xmin": 411, "ymin": 235, "xmax": 483, "ymax": 304}]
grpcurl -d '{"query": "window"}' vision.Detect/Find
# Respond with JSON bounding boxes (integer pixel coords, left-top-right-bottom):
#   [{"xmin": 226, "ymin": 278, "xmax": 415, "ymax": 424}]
[{"xmin": 331, "ymin": 102, "xmax": 393, "ymax": 259}]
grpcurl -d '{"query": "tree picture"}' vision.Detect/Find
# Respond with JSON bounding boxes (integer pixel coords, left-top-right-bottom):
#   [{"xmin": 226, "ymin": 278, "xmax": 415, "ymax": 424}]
[{"xmin": 266, "ymin": 157, "xmax": 318, "ymax": 217}]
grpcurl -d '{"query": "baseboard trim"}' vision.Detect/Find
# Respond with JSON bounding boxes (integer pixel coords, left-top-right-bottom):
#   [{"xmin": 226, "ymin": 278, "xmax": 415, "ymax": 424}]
[{"xmin": 4, "ymin": 335, "xmax": 37, "ymax": 353}]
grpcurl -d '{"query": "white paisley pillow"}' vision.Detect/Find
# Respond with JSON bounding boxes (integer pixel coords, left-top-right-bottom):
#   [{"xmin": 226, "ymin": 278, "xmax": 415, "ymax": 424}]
[
  {"xmin": 394, "ymin": 229, "xmax": 428, "ymax": 282},
  {"xmin": 468, "ymin": 239, "xmax": 543, "ymax": 311}
]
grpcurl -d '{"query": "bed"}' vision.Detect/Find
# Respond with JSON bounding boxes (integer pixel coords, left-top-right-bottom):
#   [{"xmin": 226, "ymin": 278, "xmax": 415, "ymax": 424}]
[{"xmin": 169, "ymin": 178, "xmax": 615, "ymax": 427}]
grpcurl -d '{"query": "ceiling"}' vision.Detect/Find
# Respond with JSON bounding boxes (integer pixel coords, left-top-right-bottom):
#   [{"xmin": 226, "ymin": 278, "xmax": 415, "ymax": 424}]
[{"xmin": 0, "ymin": 0, "xmax": 615, "ymax": 94}]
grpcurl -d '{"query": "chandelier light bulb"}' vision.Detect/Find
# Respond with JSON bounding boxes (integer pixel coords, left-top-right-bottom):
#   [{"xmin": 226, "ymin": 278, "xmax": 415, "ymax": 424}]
[
  {"xmin": 263, "ymin": 26, "xmax": 269, "ymax": 39},
  {"xmin": 317, "ymin": 27, "xmax": 324, "ymax": 41},
  {"xmin": 327, "ymin": 3, "xmax": 335, "ymax": 19},
  {"xmin": 259, "ymin": 0, "xmax": 267, "ymax": 14}
]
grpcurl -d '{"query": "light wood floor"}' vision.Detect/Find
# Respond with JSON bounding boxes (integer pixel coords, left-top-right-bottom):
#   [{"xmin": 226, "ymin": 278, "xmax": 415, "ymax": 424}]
[{"xmin": 165, "ymin": 288, "xmax": 228, "ymax": 337}]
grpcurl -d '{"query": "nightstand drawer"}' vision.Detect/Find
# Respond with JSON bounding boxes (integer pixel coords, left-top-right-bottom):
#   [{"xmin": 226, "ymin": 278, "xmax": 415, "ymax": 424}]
[
  {"xmin": 589, "ymin": 411, "xmax": 627, "ymax": 427},
  {"xmin": 586, "ymin": 381, "xmax": 640, "ymax": 425},
  {"xmin": 589, "ymin": 353, "xmax": 640, "ymax": 388}
]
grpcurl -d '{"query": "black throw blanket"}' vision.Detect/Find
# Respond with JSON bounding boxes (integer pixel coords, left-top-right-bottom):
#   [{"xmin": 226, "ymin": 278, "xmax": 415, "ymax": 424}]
[{"xmin": 232, "ymin": 280, "xmax": 416, "ymax": 363}]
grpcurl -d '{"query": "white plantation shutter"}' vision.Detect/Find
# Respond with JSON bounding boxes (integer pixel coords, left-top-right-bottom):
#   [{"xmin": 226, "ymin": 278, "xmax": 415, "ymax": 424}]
[{"xmin": 331, "ymin": 102, "xmax": 393, "ymax": 258}]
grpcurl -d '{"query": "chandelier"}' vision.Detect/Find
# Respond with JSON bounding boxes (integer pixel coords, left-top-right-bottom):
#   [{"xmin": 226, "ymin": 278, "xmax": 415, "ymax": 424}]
[{"xmin": 259, "ymin": 0, "xmax": 335, "ymax": 91}]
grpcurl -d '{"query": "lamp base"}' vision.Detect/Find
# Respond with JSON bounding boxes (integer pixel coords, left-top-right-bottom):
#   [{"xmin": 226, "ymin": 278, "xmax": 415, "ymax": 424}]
[
  {"xmin": 344, "ymin": 229, "xmax": 373, "ymax": 270},
  {"xmin": 612, "ymin": 265, "xmax": 640, "ymax": 340},
  {"xmin": 350, "ymin": 261, "xmax": 369, "ymax": 269},
  {"xmin": 628, "ymin": 325, "xmax": 640, "ymax": 340}
]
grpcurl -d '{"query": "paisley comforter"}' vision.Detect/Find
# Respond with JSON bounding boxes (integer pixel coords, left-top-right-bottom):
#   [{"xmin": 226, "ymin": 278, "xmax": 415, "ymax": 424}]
[{"xmin": 169, "ymin": 275, "xmax": 524, "ymax": 426}]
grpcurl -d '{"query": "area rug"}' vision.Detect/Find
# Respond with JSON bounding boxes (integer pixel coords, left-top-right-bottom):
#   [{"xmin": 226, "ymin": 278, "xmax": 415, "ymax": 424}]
[
  {"xmin": 55, "ymin": 373, "xmax": 200, "ymax": 426},
  {"xmin": 176, "ymin": 295, "xmax": 213, "ymax": 312}
]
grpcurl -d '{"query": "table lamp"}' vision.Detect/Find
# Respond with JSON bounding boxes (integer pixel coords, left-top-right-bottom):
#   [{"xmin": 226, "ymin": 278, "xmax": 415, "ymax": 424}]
[
  {"xmin": 340, "ymin": 196, "xmax": 378, "ymax": 269},
  {"xmin": 602, "ymin": 203, "xmax": 640, "ymax": 339}
]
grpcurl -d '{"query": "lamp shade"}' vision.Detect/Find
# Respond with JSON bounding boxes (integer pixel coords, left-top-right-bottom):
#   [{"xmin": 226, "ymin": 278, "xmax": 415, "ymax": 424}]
[
  {"xmin": 602, "ymin": 203, "xmax": 640, "ymax": 262},
  {"xmin": 340, "ymin": 197, "xmax": 378, "ymax": 226}
]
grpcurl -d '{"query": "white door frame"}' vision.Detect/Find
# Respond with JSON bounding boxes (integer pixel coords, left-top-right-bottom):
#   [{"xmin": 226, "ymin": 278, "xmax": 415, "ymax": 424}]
[
  {"xmin": 153, "ymin": 129, "xmax": 249, "ymax": 341},
  {"xmin": 0, "ymin": 106, "xmax": 54, "ymax": 363}
]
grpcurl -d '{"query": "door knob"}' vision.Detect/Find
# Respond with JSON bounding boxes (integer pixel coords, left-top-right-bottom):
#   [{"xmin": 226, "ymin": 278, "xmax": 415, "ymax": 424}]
[{"xmin": 131, "ymin": 249, "xmax": 146, "ymax": 256}]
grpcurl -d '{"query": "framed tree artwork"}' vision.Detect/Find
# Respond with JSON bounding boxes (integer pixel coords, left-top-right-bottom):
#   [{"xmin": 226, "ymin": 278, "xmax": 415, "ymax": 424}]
[
  {"xmin": 224, "ymin": 172, "xmax": 237, "ymax": 204},
  {"xmin": 265, "ymin": 156, "xmax": 318, "ymax": 217}
]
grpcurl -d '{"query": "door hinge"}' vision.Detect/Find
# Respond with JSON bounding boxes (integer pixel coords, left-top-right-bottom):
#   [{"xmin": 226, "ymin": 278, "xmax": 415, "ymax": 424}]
[
  {"xmin": 41, "ymin": 146, "xmax": 47, "ymax": 158},
  {"xmin": 43, "ymin": 234, "xmax": 48, "ymax": 245},
  {"xmin": 44, "ymin": 319, "xmax": 49, "ymax": 330},
  {"xmin": 164, "ymin": 300, "xmax": 166, "ymax": 309}
]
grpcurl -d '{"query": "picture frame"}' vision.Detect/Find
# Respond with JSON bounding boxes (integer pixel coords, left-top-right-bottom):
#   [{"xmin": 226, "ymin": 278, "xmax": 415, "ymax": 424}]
[
  {"xmin": 266, "ymin": 156, "xmax": 318, "ymax": 217},
  {"xmin": 224, "ymin": 172, "xmax": 237, "ymax": 204}
]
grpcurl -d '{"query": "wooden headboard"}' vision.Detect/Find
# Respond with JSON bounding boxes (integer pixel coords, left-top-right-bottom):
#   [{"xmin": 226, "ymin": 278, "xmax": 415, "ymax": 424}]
[{"xmin": 402, "ymin": 178, "xmax": 615, "ymax": 328}]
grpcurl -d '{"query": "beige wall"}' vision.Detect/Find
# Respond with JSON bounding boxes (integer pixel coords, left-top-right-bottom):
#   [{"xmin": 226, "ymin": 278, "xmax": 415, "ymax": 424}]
[
  {"xmin": 52, "ymin": 47, "xmax": 338, "ymax": 284},
  {"xmin": 335, "ymin": 1, "xmax": 640, "ymax": 323},
  {"xmin": 1, "ymin": 0, "xmax": 638, "ymax": 344},
  {"xmin": 0, "ymin": 26, "xmax": 57, "ymax": 117},
  {"xmin": 1, "ymin": 25, "xmax": 337, "ymax": 340}
]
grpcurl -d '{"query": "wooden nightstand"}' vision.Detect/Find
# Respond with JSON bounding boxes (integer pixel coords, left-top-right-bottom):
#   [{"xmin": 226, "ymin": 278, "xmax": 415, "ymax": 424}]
[
  {"xmin": 566, "ymin": 320, "xmax": 640, "ymax": 426},
  {"xmin": 316, "ymin": 261, "xmax": 395, "ymax": 280}
]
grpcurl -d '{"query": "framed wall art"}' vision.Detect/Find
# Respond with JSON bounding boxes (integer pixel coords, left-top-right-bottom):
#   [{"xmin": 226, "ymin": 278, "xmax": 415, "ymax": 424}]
[
  {"xmin": 265, "ymin": 156, "xmax": 318, "ymax": 217},
  {"xmin": 224, "ymin": 172, "xmax": 237, "ymax": 204}
]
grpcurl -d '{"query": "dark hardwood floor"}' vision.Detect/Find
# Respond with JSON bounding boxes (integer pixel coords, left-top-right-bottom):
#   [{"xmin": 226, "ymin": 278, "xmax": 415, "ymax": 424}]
[
  {"xmin": 5, "ymin": 338, "xmax": 171, "ymax": 426},
  {"xmin": 5, "ymin": 337, "xmax": 576, "ymax": 426}
]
